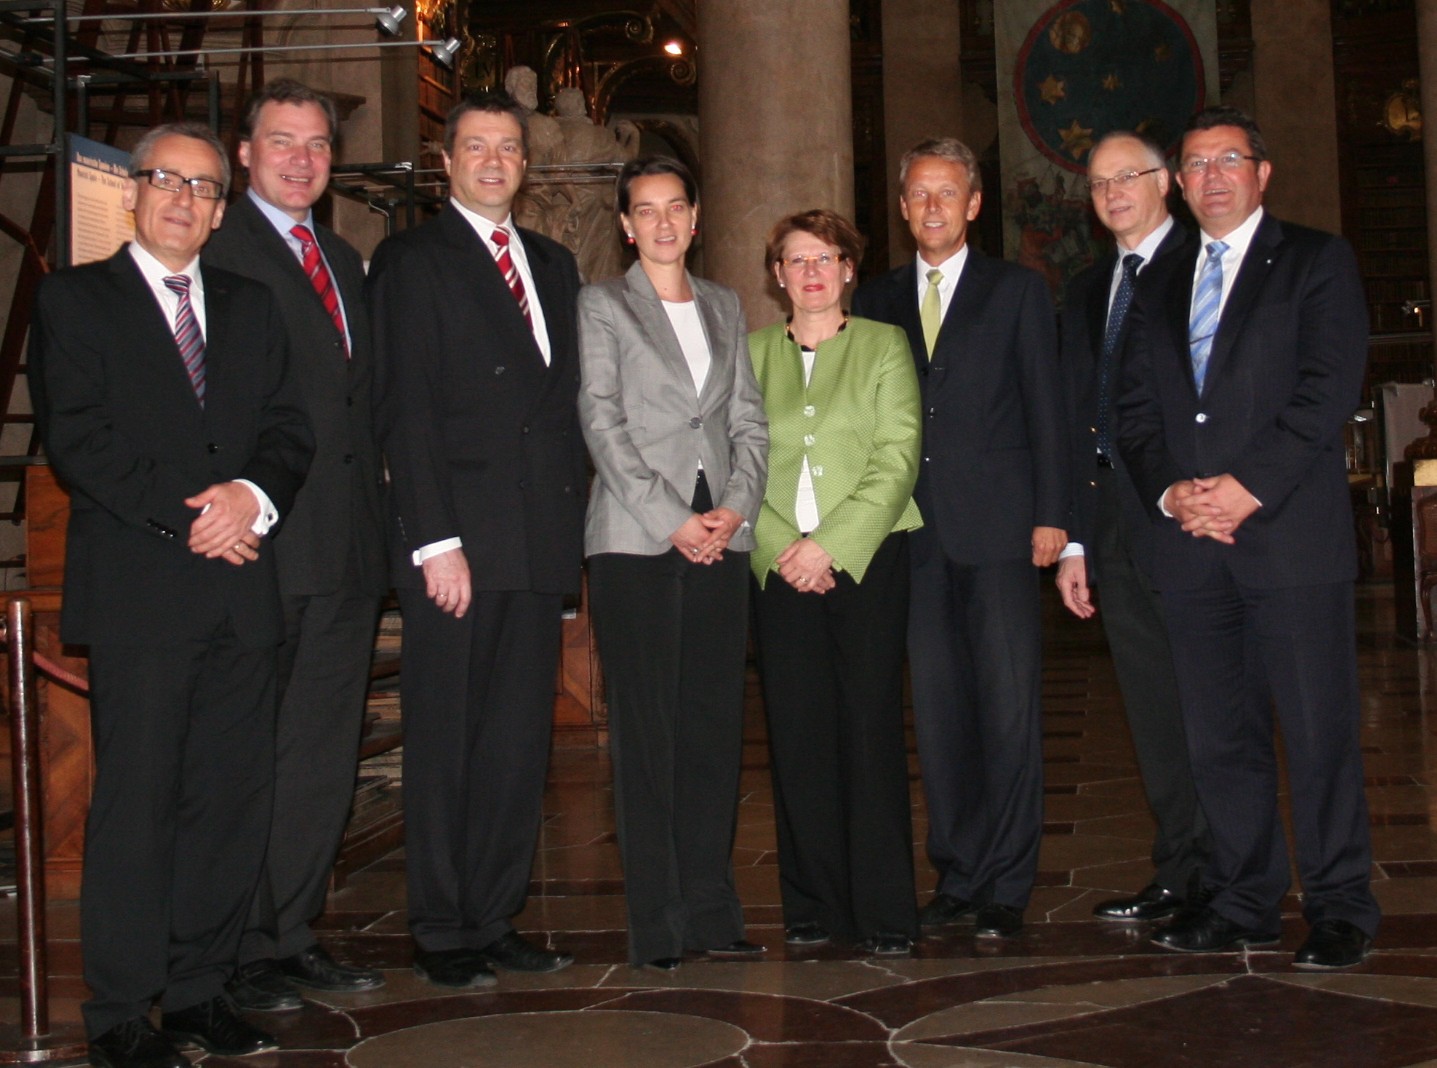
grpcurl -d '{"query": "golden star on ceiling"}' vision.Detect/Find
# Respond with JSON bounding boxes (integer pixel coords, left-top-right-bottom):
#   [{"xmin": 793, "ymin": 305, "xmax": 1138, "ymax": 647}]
[
  {"xmin": 1109, "ymin": 0, "xmax": 1125, "ymax": 12},
  {"xmin": 1154, "ymin": 42, "xmax": 1172, "ymax": 61},
  {"xmin": 1102, "ymin": 73, "xmax": 1121, "ymax": 91},
  {"xmin": 1038, "ymin": 74, "xmax": 1067, "ymax": 104},
  {"xmin": 1059, "ymin": 118, "xmax": 1094, "ymax": 159}
]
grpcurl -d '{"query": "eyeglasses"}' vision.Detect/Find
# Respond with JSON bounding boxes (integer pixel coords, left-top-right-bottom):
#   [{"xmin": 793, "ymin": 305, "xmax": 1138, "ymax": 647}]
[
  {"xmin": 782, "ymin": 252, "xmax": 844, "ymax": 270},
  {"xmin": 133, "ymin": 167, "xmax": 225, "ymax": 200},
  {"xmin": 1085, "ymin": 167, "xmax": 1162, "ymax": 197},
  {"xmin": 1179, "ymin": 151, "xmax": 1260, "ymax": 174}
]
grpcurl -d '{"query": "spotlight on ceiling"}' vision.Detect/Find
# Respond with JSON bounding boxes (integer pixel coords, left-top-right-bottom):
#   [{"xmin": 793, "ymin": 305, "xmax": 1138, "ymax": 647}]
[
  {"xmin": 428, "ymin": 36, "xmax": 461, "ymax": 68},
  {"xmin": 374, "ymin": 5, "xmax": 406, "ymax": 35}
]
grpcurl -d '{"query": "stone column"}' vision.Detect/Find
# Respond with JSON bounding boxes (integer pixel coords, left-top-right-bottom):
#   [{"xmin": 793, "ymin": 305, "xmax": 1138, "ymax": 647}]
[
  {"xmin": 1417, "ymin": 0, "xmax": 1437, "ymax": 358},
  {"xmin": 880, "ymin": 0, "xmax": 965, "ymax": 267},
  {"xmin": 698, "ymin": 0, "xmax": 852, "ymax": 329},
  {"xmin": 1249, "ymin": 0, "xmax": 1341, "ymax": 232}
]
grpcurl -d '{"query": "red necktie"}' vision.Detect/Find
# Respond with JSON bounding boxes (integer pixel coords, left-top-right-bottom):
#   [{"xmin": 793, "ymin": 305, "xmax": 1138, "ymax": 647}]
[
  {"xmin": 291, "ymin": 224, "xmax": 349, "ymax": 357},
  {"xmin": 491, "ymin": 226, "xmax": 532, "ymax": 327},
  {"xmin": 163, "ymin": 274, "xmax": 206, "ymax": 406}
]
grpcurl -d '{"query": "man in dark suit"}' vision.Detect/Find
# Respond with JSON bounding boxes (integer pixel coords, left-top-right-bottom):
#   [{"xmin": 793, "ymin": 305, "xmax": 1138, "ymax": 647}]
[
  {"xmin": 29, "ymin": 122, "xmax": 312, "ymax": 1068},
  {"xmin": 368, "ymin": 90, "xmax": 586, "ymax": 988},
  {"xmin": 203, "ymin": 79, "xmax": 387, "ymax": 1011},
  {"xmin": 852, "ymin": 138, "xmax": 1068, "ymax": 939},
  {"xmin": 1056, "ymin": 131, "xmax": 1210, "ymax": 924},
  {"xmin": 1118, "ymin": 106, "xmax": 1379, "ymax": 968}
]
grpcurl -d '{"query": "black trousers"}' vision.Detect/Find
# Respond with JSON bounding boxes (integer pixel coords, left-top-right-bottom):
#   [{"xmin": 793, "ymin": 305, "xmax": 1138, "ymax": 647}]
[
  {"xmin": 907, "ymin": 547, "xmax": 1043, "ymax": 909},
  {"xmin": 241, "ymin": 566, "xmax": 381, "ymax": 964},
  {"xmin": 753, "ymin": 532, "xmax": 917, "ymax": 942},
  {"xmin": 1092, "ymin": 466, "xmax": 1209, "ymax": 894},
  {"xmin": 1162, "ymin": 575, "xmax": 1380, "ymax": 936},
  {"xmin": 588, "ymin": 546, "xmax": 750, "ymax": 964},
  {"xmin": 82, "ymin": 627, "xmax": 276, "ymax": 1038},
  {"xmin": 399, "ymin": 586, "xmax": 562, "ymax": 951}
]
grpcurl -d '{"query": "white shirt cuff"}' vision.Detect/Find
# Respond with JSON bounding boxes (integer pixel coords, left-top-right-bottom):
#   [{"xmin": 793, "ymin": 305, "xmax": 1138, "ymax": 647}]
[
  {"xmin": 1059, "ymin": 542, "xmax": 1085, "ymax": 559},
  {"xmin": 234, "ymin": 479, "xmax": 278, "ymax": 536},
  {"xmin": 413, "ymin": 537, "xmax": 463, "ymax": 566}
]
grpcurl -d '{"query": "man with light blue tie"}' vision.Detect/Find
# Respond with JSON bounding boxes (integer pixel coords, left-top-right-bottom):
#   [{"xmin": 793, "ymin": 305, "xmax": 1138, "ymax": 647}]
[{"xmin": 1117, "ymin": 106, "xmax": 1379, "ymax": 969}]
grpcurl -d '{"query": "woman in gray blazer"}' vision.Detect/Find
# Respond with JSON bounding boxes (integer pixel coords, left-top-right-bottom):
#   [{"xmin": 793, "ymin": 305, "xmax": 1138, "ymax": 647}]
[{"xmin": 579, "ymin": 156, "xmax": 768, "ymax": 971}]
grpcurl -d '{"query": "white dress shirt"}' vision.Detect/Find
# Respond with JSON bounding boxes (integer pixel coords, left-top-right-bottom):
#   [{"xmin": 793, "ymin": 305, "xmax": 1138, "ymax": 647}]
[
  {"xmin": 247, "ymin": 188, "xmax": 351, "ymax": 349},
  {"xmin": 912, "ymin": 243, "xmax": 970, "ymax": 327}
]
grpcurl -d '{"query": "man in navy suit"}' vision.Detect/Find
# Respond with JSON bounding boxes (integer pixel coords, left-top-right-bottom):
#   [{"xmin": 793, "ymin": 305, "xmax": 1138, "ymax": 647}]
[
  {"xmin": 204, "ymin": 79, "xmax": 387, "ymax": 1011},
  {"xmin": 853, "ymin": 138, "xmax": 1068, "ymax": 939},
  {"xmin": 1118, "ymin": 106, "xmax": 1379, "ymax": 969},
  {"xmin": 1056, "ymin": 131, "xmax": 1209, "ymax": 924},
  {"xmin": 31, "ymin": 122, "xmax": 312, "ymax": 1067},
  {"xmin": 369, "ymin": 91, "xmax": 586, "ymax": 988}
]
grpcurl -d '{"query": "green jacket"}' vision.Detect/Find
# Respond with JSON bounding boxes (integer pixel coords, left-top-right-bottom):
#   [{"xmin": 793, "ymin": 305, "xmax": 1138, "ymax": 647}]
[{"xmin": 748, "ymin": 316, "xmax": 922, "ymax": 587}]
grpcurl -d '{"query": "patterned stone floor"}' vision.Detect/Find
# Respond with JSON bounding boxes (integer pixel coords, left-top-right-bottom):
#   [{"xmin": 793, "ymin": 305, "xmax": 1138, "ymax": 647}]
[{"xmin": 5, "ymin": 582, "xmax": 1437, "ymax": 1066}]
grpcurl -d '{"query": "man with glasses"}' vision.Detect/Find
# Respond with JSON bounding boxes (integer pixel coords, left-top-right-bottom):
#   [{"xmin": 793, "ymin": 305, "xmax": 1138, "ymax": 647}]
[
  {"xmin": 1118, "ymin": 106, "xmax": 1379, "ymax": 968},
  {"xmin": 30, "ymin": 122, "xmax": 313, "ymax": 1067},
  {"xmin": 1056, "ymin": 131, "xmax": 1210, "ymax": 926},
  {"xmin": 203, "ymin": 78, "xmax": 388, "ymax": 1014}
]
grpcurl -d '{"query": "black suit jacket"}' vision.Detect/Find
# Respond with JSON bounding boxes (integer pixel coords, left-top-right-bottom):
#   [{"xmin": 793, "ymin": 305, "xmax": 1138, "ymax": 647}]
[
  {"xmin": 29, "ymin": 248, "xmax": 314, "ymax": 646},
  {"xmin": 853, "ymin": 249, "xmax": 1068, "ymax": 565},
  {"xmin": 1061, "ymin": 221, "xmax": 1187, "ymax": 583},
  {"xmin": 368, "ymin": 204, "xmax": 586, "ymax": 596},
  {"xmin": 203, "ymin": 195, "xmax": 387, "ymax": 597},
  {"xmin": 1117, "ymin": 212, "xmax": 1367, "ymax": 591}
]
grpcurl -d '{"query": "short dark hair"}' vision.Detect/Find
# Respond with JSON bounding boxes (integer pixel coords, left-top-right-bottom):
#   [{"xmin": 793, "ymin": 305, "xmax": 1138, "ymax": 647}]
[
  {"xmin": 616, "ymin": 155, "xmax": 698, "ymax": 215},
  {"xmin": 764, "ymin": 208, "xmax": 865, "ymax": 272},
  {"xmin": 1184, "ymin": 105, "xmax": 1268, "ymax": 162},
  {"xmin": 130, "ymin": 121, "xmax": 231, "ymax": 194},
  {"xmin": 444, "ymin": 90, "xmax": 529, "ymax": 157},
  {"xmin": 238, "ymin": 78, "xmax": 339, "ymax": 143},
  {"xmin": 899, "ymin": 137, "xmax": 981, "ymax": 194}
]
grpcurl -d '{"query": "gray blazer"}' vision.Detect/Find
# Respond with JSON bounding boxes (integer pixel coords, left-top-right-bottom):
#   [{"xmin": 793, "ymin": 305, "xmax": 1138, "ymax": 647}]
[{"xmin": 579, "ymin": 261, "xmax": 768, "ymax": 557}]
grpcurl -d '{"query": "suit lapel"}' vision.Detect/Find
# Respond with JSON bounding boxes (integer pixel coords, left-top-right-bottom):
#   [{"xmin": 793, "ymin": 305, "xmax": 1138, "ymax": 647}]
[
  {"xmin": 693, "ymin": 282, "xmax": 730, "ymax": 411},
  {"xmin": 931, "ymin": 251, "xmax": 996, "ymax": 389},
  {"xmin": 113, "ymin": 250, "xmax": 208, "ymax": 421},
  {"xmin": 1166, "ymin": 240, "xmax": 1202, "ymax": 394},
  {"xmin": 442, "ymin": 206, "xmax": 547, "ymax": 372},
  {"xmin": 1205, "ymin": 214, "xmax": 1281, "ymax": 387},
  {"xmin": 1085, "ymin": 251, "xmax": 1117, "ymax": 373},
  {"xmin": 621, "ymin": 262, "xmax": 705, "ymax": 406}
]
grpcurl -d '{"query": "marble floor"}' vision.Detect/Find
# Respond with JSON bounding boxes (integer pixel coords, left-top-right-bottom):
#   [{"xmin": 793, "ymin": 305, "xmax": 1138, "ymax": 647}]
[{"xmin": 6, "ymin": 582, "xmax": 1437, "ymax": 1067}]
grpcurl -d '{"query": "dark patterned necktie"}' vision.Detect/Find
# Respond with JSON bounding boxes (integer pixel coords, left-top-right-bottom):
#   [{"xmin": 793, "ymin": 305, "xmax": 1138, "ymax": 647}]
[
  {"xmin": 1096, "ymin": 252, "xmax": 1143, "ymax": 460},
  {"xmin": 291, "ymin": 224, "xmax": 348, "ymax": 357},
  {"xmin": 163, "ymin": 274, "xmax": 205, "ymax": 406},
  {"xmin": 491, "ymin": 225, "xmax": 532, "ymax": 327}
]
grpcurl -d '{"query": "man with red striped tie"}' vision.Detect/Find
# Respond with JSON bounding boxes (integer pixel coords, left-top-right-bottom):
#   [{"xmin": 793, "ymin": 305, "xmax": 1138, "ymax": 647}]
[
  {"xmin": 203, "ymin": 79, "xmax": 389, "ymax": 1011},
  {"xmin": 368, "ymin": 91, "xmax": 586, "ymax": 988}
]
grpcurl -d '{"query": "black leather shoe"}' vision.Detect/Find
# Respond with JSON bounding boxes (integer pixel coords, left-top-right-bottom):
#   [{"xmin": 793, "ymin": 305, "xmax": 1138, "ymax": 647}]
[
  {"xmin": 784, "ymin": 922, "xmax": 831, "ymax": 946},
  {"xmin": 706, "ymin": 939, "xmax": 765, "ymax": 959},
  {"xmin": 87, "ymin": 1017, "xmax": 190, "ymax": 1068},
  {"xmin": 1151, "ymin": 906, "xmax": 1279, "ymax": 952},
  {"xmin": 412, "ymin": 946, "xmax": 497, "ymax": 988},
  {"xmin": 279, "ymin": 944, "xmax": 385, "ymax": 992},
  {"xmin": 642, "ymin": 957, "xmax": 682, "ymax": 972},
  {"xmin": 478, "ymin": 930, "xmax": 574, "ymax": 973},
  {"xmin": 918, "ymin": 892, "xmax": 976, "ymax": 927},
  {"xmin": 226, "ymin": 959, "xmax": 303, "ymax": 1013},
  {"xmin": 160, "ymin": 996, "xmax": 278, "ymax": 1057},
  {"xmin": 974, "ymin": 903, "xmax": 1024, "ymax": 939},
  {"xmin": 1293, "ymin": 919, "xmax": 1372, "ymax": 969},
  {"xmin": 855, "ymin": 932, "xmax": 914, "ymax": 957},
  {"xmin": 1092, "ymin": 884, "xmax": 1184, "ymax": 923}
]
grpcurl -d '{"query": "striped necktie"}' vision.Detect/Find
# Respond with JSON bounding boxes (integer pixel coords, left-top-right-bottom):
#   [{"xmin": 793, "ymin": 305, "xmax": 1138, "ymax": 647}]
[
  {"xmin": 491, "ymin": 225, "xmax": 532, "ymax": 327},
  {"xmin": 163, "ymin": 274, "xmax": 205, "ymax": 406},
  {"xmin": 291, "ymin": 224, "xmax": 348, "ymax": 357},
  {"xmin": 1188, "ymin": 240, "xmax": 1228, "ymax": 393}
]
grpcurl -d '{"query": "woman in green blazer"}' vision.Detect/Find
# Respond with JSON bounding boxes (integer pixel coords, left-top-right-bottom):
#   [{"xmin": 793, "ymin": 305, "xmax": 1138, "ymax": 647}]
[{"xmin": 748, "ymin": 209, "xmax": 923, "ymax": 955}]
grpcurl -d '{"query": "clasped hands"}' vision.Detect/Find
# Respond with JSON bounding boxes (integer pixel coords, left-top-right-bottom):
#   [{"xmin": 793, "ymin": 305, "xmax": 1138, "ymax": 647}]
[
  {"xmin": 670, "ymin": 507, "xmax": 745, "ymax": 565},
  {"xmin": 186, "ymin": 481, "xmax": 261, "ymax": 567},
  {"xmin": 775, "ymin": 537, "xmax": 835, "ymax": 594},
  {"xmin": 1164, "ymin": 473, "xmax": 1260, "ymax": 544}
]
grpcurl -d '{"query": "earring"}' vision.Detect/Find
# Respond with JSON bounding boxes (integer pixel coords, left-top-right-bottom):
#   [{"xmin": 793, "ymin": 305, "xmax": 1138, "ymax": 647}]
[
  {"xmin": 778, "ymin": 280, "xmax": 786, "ymax": 288},
  {"xmin": 845, "ymin": 275, "xmax": 853, "ymax": 283},
  {"xmin": 691, "ymin": 225, "xmax": 699, "ymax": 237},
  {"xmin": 625, "ymin": 233, "xmax": 635, "ymax": 245}
]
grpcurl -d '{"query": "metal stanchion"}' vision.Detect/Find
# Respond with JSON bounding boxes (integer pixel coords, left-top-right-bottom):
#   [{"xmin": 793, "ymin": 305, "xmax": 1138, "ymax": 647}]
[{"xmin": 1, "ymin": 599, "xmax": 87, "ymax": 1064}]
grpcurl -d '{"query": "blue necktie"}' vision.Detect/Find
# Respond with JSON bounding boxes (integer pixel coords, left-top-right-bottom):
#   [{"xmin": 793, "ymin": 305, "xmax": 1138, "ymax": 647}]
[
  {"xmin": 1188, "ymin": 240, "xmax": 1228, "ymax": 393},
  {"xmin": 1097, "ymin": 252, "xmax": 1143, "ymax": 460}
]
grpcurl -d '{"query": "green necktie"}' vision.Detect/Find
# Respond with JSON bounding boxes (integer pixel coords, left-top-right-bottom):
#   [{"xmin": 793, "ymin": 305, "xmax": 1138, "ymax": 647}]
[{"xmin": 920, "ymin": 268, "xmax": 944, "ymax": 359}]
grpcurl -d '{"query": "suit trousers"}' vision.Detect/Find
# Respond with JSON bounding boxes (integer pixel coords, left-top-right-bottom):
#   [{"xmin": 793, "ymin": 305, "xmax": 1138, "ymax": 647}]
[
  {"xmin": 1092, "ymin": 466, "xmax": 1209, "ymax": 894},
  {"xmin": 241, "ymin": 556, "xmax": 381, "ymax": 963},
  {"xmin": 81, "ymin": 626, "xmax": 276, "ymax": 1038},
  {"xmin": 753, "ymin": 532, "xmax": 918, "ymax": 943},
  {"xmin": 908, "ymin": 549, "xmax": 1043, "ymax": 909},
  {"xmin": 1161, "ymin": 575, "xmax": 1380, "ymax": 937},
  {"xmin": 588, "ymin": 546, "xmax": 750, "ymax": 964},
  {"xmin": 399, "ymin": 586, "xmax": 562, "ymax": 951}
]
